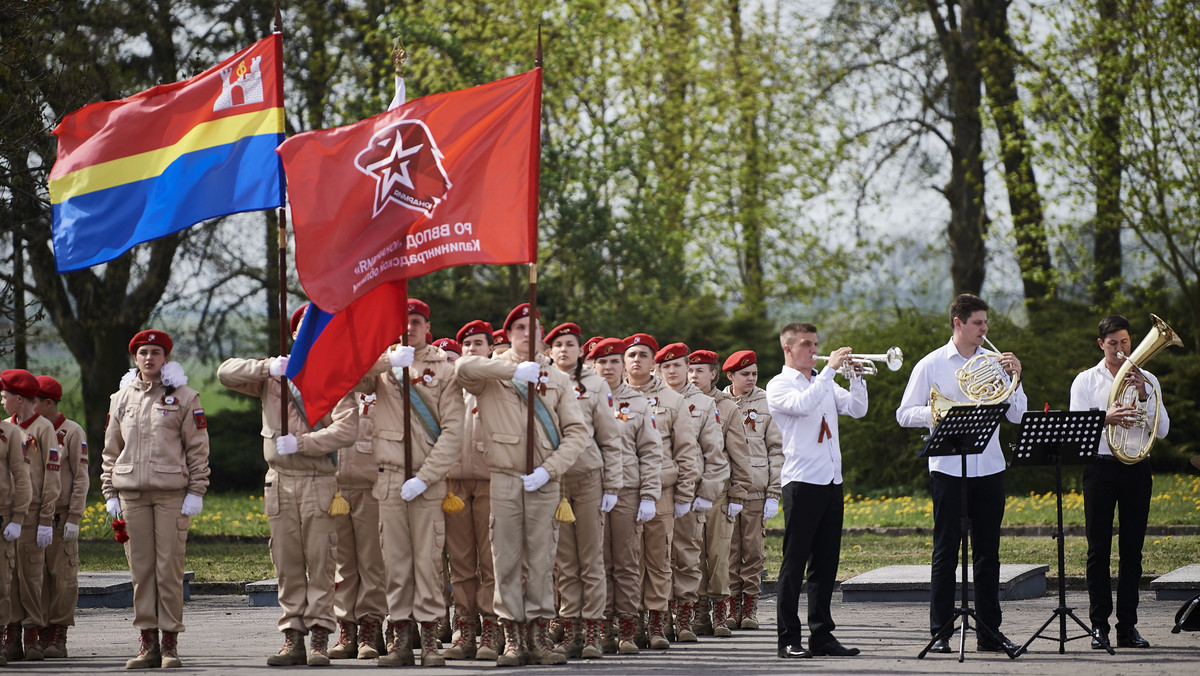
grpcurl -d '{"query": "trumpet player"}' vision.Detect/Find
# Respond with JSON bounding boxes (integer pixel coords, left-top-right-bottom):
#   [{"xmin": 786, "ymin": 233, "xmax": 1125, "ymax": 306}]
[
  {"xmin": 1070, "ymin": 315, "xmax": 1170, "ymax": 650},
  {"xmin": 896, "ymin": 294, "xmax": 1026, "ymax": 654}
]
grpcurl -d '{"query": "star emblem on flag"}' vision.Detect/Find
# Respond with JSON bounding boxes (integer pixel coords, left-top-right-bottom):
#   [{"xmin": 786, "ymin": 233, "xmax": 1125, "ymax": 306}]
[{"xmin": 354, "ymin": 119, "xmax": 452, "ymax": 218}]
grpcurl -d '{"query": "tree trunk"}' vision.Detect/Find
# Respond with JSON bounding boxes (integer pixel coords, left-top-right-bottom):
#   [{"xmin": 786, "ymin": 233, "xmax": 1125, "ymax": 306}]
[
  {"xmin": 1092, "ymin": 0, "xmax": 1127, "ymax": 307},
  {"xmin": 727, "ymin": 0, "xmax": 768, "ymax": 322},
  {"xmin": 11, "ymin": 230, "xmax": 27, "ymax": 369}
]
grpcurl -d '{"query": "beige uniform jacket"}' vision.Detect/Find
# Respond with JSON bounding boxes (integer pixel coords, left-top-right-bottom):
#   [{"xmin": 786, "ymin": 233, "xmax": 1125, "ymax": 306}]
[
  {"xmin": 101, "ymin": 377, "xmax": 210, "ymax": 500},
  {"xmin": 336, "ymin": 393, "xmax": 380, "ymax": 490},
  {"xmin": 450, "ymin": 390, "xmax": 490, "ymax": 482},
  {"xmin": 626, "ymin": 376, "xmax": 702, "ymax": 503},
  {"xmin": 563, "ymin": 367, "xmax": 624, "ymax": 493},
  {"xmin": 217, "ymin": 358, "xmax": 358, "ymax": 479},
  {"xmin": 678, "ymin": 383, "xmax": 733, "ymax": 502},
  {"xmin": 726, "ymin": 385, "xmax": 783, "ymax": 501},
  {"xmin": 454, "ymin": 351, "xmax": 585, "ymax": 481},
  {"xmin": 51, "ymin": 415, "xmax": 90, "ymax": 525},
  {"xmin": 12, "ymin": 414, "xmax": 64, "ymax": 528},
  {"xmin": 358, "ymin": 344, "xmax": 464, "ymax": 491},
  {"xmin": 610, "ymin": 381, "xmax": 663, "ymax": 502},
  {"xmin": 0, "ymin": 419, "xmax": 33, "ymax": 525}
]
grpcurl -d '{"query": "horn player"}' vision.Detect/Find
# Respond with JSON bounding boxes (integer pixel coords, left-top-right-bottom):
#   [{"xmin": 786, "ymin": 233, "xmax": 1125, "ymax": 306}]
[{"xmin": 1070, "ymin": 315, "xmax": 1170, "ymax": 650}]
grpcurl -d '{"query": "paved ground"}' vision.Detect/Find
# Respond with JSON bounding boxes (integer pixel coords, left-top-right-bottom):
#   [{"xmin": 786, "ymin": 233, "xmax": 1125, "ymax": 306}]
[{"xmin": 22, "ymin": 590, "xmax": 1199, "ymax": 674}]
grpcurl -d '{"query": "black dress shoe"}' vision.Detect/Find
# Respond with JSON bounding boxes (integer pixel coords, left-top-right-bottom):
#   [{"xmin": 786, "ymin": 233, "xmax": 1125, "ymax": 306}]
[
  {"xmin": 809, "ymin": 638, "xmax": 860, "ymax": 657},
  {"xmin": 778, "ymin": 644, "xmax": 812, "ymax": 658},
  {"xmin": 977, "ymin": 632, "xmax": 1017, "ymax": 654},
  {"xmin": 1091, "ymin": 629, "xmax": 1110, "ymax": 650},
  {"xmin": 929, "ymin": 637, "xmax": 952, "ymax": 654},
  {"xmin": 1117, "ymin": 627, "xmax": 1150, "ymax": 648}
]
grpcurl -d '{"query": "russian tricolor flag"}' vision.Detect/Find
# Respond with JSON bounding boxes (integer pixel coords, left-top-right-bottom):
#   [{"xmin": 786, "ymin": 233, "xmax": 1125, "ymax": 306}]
[{"xmin": 48, "ymin": 35, "xmax": 285, "ymax": 272}]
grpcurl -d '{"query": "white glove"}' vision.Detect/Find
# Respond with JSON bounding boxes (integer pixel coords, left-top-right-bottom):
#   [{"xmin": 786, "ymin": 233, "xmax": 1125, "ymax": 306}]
[
  {"xmin": 268, "ymin": 355, "xmax": 289, "ymax": 377},
  {"xmin": 389, "ymin": 345, "xmax": 416, "ymax": 369},
  {"xmin": 727, "ymin": 502, "xmax": 744, "ymax": 518},
  {"xmin": 763, "ymin": 497, "xmax": 779, "ymax": 522},
  {"xmin": 2, "ymin": 522, "xmax": 20, "ymax": 541},
  {"xmin": 36, "ymin": 525, "xmax": 52, "ymax": 548},
  {"xmin": 401, "ymin": 477, "xmax": 428, "ymax": 502},
  {"xmin": 521, "ymin": 466, "xmax": 551, "ymax": 492},
  {"xmin": 513, "ymin": 361, "xmax": 542, "ymax": 383},
  {"xmin": 636, "ymin": 499, "xmax": 656, "ymax": 522},
  {"xmin": 673, "ymin": 501, "xmax": 691, "ymax": 519},
  {"xmin": 64, "ymin": 522, "xmax": 80, "ymax": 543},
  {"xmin": 276, "ymin": 434, "xmax": 298, "ymax": 455},
  {"xmin": 600, "ymin": 494, "xmax": 618, "ymax": 513},
  {"xmin": 106, "ymin": 497, "xmax": 122, "ymax": 517},
  {"xmin": 693, "ymin": 496, "xmax": 713, "ymax": 512},
  {"xmin": 181, "ymin": 493, "xmax": 204, "ymax": 516}
]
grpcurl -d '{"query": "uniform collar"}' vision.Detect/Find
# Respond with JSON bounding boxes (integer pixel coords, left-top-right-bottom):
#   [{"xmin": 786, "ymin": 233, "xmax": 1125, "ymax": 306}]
[{"xmin": 11, "ymin": 412, "xmax": 40, "ymax": 430}]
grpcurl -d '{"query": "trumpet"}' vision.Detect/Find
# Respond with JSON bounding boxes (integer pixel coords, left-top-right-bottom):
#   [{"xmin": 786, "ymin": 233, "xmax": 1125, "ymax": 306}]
[{"xmin": 817, "ymin": 347, "xmax": 904, "ymax": 377}]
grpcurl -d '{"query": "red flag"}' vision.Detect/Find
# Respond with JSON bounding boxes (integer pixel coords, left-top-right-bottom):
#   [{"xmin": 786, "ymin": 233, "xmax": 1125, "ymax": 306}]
[{"xmin": 278, "ymin": 69, "xmax": 541, "ymax": 313}]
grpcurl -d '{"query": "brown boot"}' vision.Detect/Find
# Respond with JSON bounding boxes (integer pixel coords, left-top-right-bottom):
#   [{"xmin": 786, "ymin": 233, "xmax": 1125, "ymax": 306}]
[
  {"xmin": 633, "ymin": 613, "xmax": 648, "ymax": 649},
  {"xmin": 647, "ymin": 610, "xmax": 670, "ymax": 650},
  {"xmin": 617, "ymin": 614, "xmax": 639, "ymax": 654},
  {"xmin": 22, "ymin": 626, "xmax": 43, "ymax": 661},
  {"xmin": 740, "ymin": 595, "xmax": 760, "ymax": 630},
  {"xmin": 308, "ymin": 626, "xmax": 331, "ymax": 666},
  {"xmin": 327, "ymin": 620, "xmax": 357, "ymax": 659},
  {"xmin": 665, "ymin": 600, "xmax": 677, "ymax": 641},
  {"xmin": 711, "ymin": 598, "xmax": 733, "ymax": 637},
  {"xmin": 552, "ymin": 618, "xmax": 582, "ymax": 657},
  {"xmin": 377, "ymin": 620, "xmax": 414, "ymax": 666},
  {"xmin": 0, "ymin": 623, "xmax": 21, "ymax": 662},
  {"xmin": 475, "ymin": 616, "xmax": 500, "ymax": 661},
  {"xmin": 356, "ymin": 616, "xmax": 383, "ymax": 659},
  {"xmin": 495, "ymin": 620, "xmax": 521, "ymax": 667},
  {"xmin": 442, "ymin": 615, "xmax": 475, "ymax": 660},
  {"xmin": 42, "ymin": 625, "xmax": 67, "ymax": 658},
  {"xmin": 600, "ymin": 616, "xmax": 618, "ymax": 654},
  {"xmin": 691, "ymin": 598, "xmax": 714, "ymax": 636},
  {"xmin": 675, "ymin": 602, "xmax": 698, "ymax": 642},
  {"xmin": 160, "ymin": 630, "xmax": 182, "ymax": 668},
  {"xmin": 417, "ymin": 621, "xmax": 445, "ymax": 666},
  {"xmin": 581, "ymin": 619, "xmax": 603, "ymax": 659},
  {"xmin": 726, "ymin": 595, "xmax": 742, "ymax": 629},
  {"xmin": 548, "ymin": 616, "xmax": 564, "ymax": 643},
  {"xmin": 266, "ymin": 628, "xmax": 306, "ymax": 666},
  {"xmin": 437, "ymin": 610, "xmax": 452, "ymax": 643},
  {"xmin": 529, "ymin": 618, "xmax": 567, "ymax": 665},
  {"xmin": 126, "ymin": 629, "xmax": 161, "ymax": 669}
]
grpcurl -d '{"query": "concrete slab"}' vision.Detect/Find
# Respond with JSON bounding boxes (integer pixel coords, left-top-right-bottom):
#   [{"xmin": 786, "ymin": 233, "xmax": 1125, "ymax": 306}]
[
  {"xmin": 246, "ymin": 577, "xmax": 279, "ymax": 607},
  {"xmin": 78, "ymin": 571, "xmax": 194, "ymax": 609},
  {"xmin": 1151, "ymin": 563, "xmax": 1200, "ymax": 601},
  {"xmin": 842, "ymin": 563, "xmax": 1048, "ymax": 602}
]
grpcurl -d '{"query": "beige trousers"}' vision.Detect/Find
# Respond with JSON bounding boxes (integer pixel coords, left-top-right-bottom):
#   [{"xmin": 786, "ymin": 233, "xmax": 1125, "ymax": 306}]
[
  {"xmin": 376, "ymin": 470, "xmax": 446, "ymax": 623},
  {"xmin": 445, "ymin": 478, "xmax": 495, "ymax": 619},
  {"xmin": 0, "ymin": 521, "xmax": 15, "ymax": 626},
  {"xmin": 120, "ymin": 490, "xmax": 188, "ymax": 633},
  {"xmin": 671, "ymin": 500, "xmax": 704, "ymax": 604},
  {"xmin": 698, "ymin": 493, "xmax": 733, "ymax": 600},
  {"xmin": 265, "ymin": 473, "xmax": 338, "ymax": 633},
  {"xmin": 602, "ymin": 491, "xmax": 641, "ymax": 617},
  {"xmin": 490, "ymin": 472, "xmax": 559, "ymax": 624},
  {"xmin": 42, "ymin": 513, "xmax": 80, "ymax": 626},
  {"xmin": 332, "ymin": 486, "xmax": 386, "ymax": 623},
  {"xmin": 640, "ymin": 485, "xmax": 675, "ymax": 613},
  {"xmin": 727, "ymin": 497, "xmax": 766, "ymax": 597},
  {"xmin": 555, "ymin": 469, "xmax": 606, "ymax": 619}
]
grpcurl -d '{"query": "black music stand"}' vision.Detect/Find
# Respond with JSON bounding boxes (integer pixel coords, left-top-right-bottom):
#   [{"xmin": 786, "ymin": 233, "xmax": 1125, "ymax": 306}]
[
  {"xmin": 1011, "ymin": 410, "xmax": 1114, "ymax": 656},
  {"xmin": 916, "ymin": 403, "xmax": 1012, "ymax": 662}
]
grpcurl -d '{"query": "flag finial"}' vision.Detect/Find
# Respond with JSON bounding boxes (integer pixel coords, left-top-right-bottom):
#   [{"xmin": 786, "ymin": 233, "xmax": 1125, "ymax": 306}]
[{"xmin": 392, "ymin": 37, "xmax": 406, "ymax": 77}]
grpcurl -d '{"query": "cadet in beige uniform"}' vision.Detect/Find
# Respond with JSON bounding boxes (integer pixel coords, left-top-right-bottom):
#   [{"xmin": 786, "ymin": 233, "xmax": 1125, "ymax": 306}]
[
  {"xmin": 101, "ymin": 331, "xmax": 210, "ymax": 669},
  {"xmin": 358, "ymin": 299, "xmax": 463, "ymax": 667},
  {"xmin": 622, "ymin": 334, "xmax": 702, "ymax": 650},
  {"xmin": 589, "ymin": 338, "xmax": 662, "ymax": 654},
  {"xmin": 722, "ymin": 350, "xmax": 782, "ymax": 630},
  {"xmin": 33, "ymin": 376, "xmax": 89, "ymax": 658},
  {"xmin": 0, "ymin": 416, "xmax": 33, "ymax": 668},
  {"xmin": 443, "ymin": 320, "xmax": 499, "ymax": 662},
  {"xmin": 545, "ymin": 323, "xmax": 623, "ymax": 659},
  {"xmin": 1, "ymin": 369, "xmax": 61, "ymax": 662},
  {"xmin": 455, "ymin": 303, "xmax": 586, "ymax": 666},
  {"xmin": 218, "ymin": 306, "xmax": 361, "ymax": 667}
]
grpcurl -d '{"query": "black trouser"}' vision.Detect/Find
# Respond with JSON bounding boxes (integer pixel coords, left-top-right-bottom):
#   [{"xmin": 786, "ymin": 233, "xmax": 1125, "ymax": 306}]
[
  {"xmin": 1083, "ymin": 457, "xmax": 1152, "ymax": 634},
  {"xmin": 929, "ymin": 470, "xmax": 1005, "ymax": 638},
  {"xmin": 776, "ymin": 481, "xmax": 843, "ymax": 650}
]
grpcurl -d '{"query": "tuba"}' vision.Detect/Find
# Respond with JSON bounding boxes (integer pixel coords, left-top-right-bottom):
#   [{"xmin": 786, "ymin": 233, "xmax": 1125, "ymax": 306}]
[
  {"xmin": 1106, "ymin": 314, "xmax": 1182, "ymax": 465},
  {"xmin": 930, "ymin": 336, "xmax": 1021, "ymax": 426}
]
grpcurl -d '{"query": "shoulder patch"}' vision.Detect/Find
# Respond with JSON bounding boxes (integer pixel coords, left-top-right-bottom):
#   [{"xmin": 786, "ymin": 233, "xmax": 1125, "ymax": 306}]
[
  {"xmin": 193, "ymin": 409, "xmax": 208, "ymax": 429},
  {"xmin": 714, "ymin": 409, "xmax": 721, "ymax": 424}
]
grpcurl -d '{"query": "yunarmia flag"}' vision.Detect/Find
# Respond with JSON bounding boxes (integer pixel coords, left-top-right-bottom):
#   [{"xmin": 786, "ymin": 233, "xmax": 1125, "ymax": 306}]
[
  {"xmin": 278, "ymin": 68, "xmax": 542, "ymax": 314},
  {"xmin": 49, "ymin": 34, "xmax": 285, "ymax": 272}
]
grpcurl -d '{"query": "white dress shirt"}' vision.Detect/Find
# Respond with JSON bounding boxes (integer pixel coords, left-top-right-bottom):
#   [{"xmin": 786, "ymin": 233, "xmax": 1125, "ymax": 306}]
[
  {"xmin": 896, "ymin": 339, "xmax": 1027, "ymax": 477},
  {"xmin": 766, "ymin": 364, "xmax": 867, "ymax": 486},
  {"xmin": 1070, "ymin": 358, "xmax": 1169, "ymax": 457}
]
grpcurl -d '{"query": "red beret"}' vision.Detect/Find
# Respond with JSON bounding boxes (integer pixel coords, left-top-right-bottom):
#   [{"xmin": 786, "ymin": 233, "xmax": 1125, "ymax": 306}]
[
  {"xmin": 128, "ymin": 329, "xmax": 173, "ymax": 356},
  {"xmin": 36, "ymin": 375, "xmax": 63, "ymax": 401},
  {"xmin": 624, "ymin": 333, "xmax": 659, "ymax": 354},
  {"xmin": 503, "ymin": 302, "xmax": 539, "ymax": 332},
  {"xmin": 1, "ymin": 369, "xmax": 40, "ymax": 400},
  {"xmin": 588, "ymin": 338, "xmax": 625, "ymax": 361},
  {"xmin": 457, "ymin": 320, "xmax": 494, "ymax": 344},
  {"xmin": 432, "ymin": 338, "xmax": 461, "ymax": 354},
  {"xmin": 654, "ymin": 342, "xmax": 689, "ymax": 364},
  {"xmin": 289, "ymin": 305, "xmax": 308, "ymax": 335},
  {"xmin": 723, "ymin": 350, "xmax": 758, "ymax": 373},
  {"xmin": 492, "ymin": 329, "xmax": 510, "ymax": 345},
  {"xmin": 688, "ymin": 350, "xmax": 719, "ymax": 366},
  {"xmin": 582, "ymin": 336, "xmax": 604, "ymax": 357},
  {"xmin": 408, "ymin": 298, "xmax": 430, "ymax": 320},
  {"xmin": 545, "ymin": 323, "xmax": 582, "ymax": 346}
]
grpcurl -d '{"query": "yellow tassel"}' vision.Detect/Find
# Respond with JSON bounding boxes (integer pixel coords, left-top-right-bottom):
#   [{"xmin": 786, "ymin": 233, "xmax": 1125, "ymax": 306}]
[
  {"xmin": 442, "ymin": 490, "xmax": 465, "ymax": 514},
  {"xmin": 327, "ymin": 491, "xmax": 351, "ymax": 517},
  {"xmin": 554, "ymin": 496, "xmax": 576, "ymax": 524}
]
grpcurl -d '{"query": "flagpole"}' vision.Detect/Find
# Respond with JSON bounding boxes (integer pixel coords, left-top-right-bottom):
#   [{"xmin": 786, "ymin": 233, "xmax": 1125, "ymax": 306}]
[
  {"xmin": 525, "ymin": 26, "xmax": 543, "ymax": 476},
  {"xmin": 393, "ymin": 46, "xmax": 413, "ymax": 483},
  {"xmin": 275, "ymin": 0, "xmax": 288, "ymax": 437}
]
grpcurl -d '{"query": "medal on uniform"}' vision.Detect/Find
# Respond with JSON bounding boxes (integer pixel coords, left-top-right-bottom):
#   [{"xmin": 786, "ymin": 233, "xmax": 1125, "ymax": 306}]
[
  {"xmin": 537, "ymin": 372, "xmax": 548, "ymax": 396},
  {"xmin": 616, "ymin": 402, "xmax": 630, "ymax": 421},
  {"xmin": 165, "ymin": 395, "xmax": 176, "ymax": 405},
  {"xmin": 745, "ymin": 409, "xmax": 757, "ymax": 432}
]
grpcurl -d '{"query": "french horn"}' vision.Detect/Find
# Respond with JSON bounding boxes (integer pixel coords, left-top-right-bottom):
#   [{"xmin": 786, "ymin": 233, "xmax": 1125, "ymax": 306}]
[{"xmin": 930, "ymin": 336, "xmax": 1020, "ymax": 426}]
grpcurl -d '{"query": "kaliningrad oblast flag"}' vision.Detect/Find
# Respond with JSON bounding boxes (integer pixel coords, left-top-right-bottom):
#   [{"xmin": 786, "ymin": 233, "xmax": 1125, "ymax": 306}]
[{"xmin": 48, "ymin": 34, "xmax": 285, "ymax": 272}]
